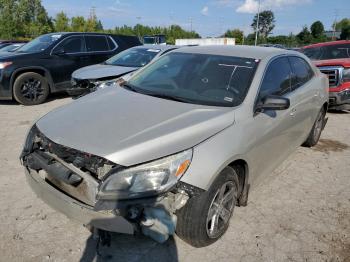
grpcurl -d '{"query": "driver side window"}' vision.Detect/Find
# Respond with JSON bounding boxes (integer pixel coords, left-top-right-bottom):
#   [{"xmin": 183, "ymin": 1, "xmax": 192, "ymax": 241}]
[
  {"xmin": 258, "ymin": 57, "xmax": 292, "ymax": 100},
  {"xmin": 53, "ymin": 36, "xmax": 85, "ymax": 54}
]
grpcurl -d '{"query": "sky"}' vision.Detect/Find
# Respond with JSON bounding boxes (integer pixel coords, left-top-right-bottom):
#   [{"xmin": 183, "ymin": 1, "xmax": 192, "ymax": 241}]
[{"xmin": 42, "ymin": 0, "xmax": 350, "ymax": 37}]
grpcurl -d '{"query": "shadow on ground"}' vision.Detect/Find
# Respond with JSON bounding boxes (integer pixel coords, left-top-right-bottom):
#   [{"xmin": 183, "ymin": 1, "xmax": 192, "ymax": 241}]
[{"xmin": 80, "ymin": 232, "xmax": 179, "ymax": 262}]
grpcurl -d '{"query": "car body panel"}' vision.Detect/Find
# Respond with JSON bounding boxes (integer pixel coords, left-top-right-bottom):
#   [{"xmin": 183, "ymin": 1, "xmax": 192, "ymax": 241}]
[
  {"xmin": 36, "ymin": 86, "xmax": 234, "ymax": 166},
  {"xmin": 72, "ymin": 64, "xmax": 138, "ymax": 80}
]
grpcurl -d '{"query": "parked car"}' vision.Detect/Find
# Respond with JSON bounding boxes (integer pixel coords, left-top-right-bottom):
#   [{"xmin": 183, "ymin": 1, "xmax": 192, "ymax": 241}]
[
  {"xmin": 69, "ymin": 45, "xmax": 178, "ymax": 96},
  {"xmin": 0, "ymin": 43, "xmax": 25, "ymax": 53},
  {"xmin": 0, "ymin": 32, "xmax": 141, "ymax": 105},
  {"xmin": 0, "ymin": 40, "xmax": 27, "ymax": 50},
  {"xmin": 21, "ymin": 46, "xmax": 328, "ymax": 247},
  {"xmin": 301, "ymin": 40, "xmax": 350, "ymax": 110}
]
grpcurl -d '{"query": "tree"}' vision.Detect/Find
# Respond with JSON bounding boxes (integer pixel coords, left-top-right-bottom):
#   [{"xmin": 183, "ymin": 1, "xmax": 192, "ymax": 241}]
[
  {"xmin": 340, "ymin": 25, "xmax": 350, "ymax": 40},
  {"xmin": 297, "ymin": 26, "xmax": 313, "ymax": 44},
  {"xmin": 223, "ymin": 29, "xmax": 243, "ymax": 44},
  {"xmin": 334, "ymin": 18, "xmax": 350, "ymax": 31},
  {"xmin": 310, "ymin": 21, "xmax": 324, "ymax": 39},
  {"xmin": 71, "ymin": 16, "xmax": 86, "ymax": 32},
  {"xmin": 0, "ymin": 0, "xmax": 53, "ymax": 39},
  {"xmin": 251, "ymin": 10, "xmax": 275, "ymax": 39},
  {"xmin": 54, "ymin": 11, "xmax": 70, "ymax": 32}
]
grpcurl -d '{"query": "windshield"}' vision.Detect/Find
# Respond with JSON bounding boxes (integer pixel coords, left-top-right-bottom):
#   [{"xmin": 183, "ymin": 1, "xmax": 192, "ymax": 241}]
[
  {"xmin": 106, "ymin": 48, "xmax": 160, "ymax": 67},
  {"xmin": 17, "ymin": 34, "xmax": 63, "ymax": 53},
  {"xmin": 126, "ymin": 52, "xmax": 259, "ymax": 107},
  {"xmin": 143, "ymin": 37, "xmax": 156, "ymax": 45},
  {"xmin": 302, "ymin": 44, "xmax": 350, "ymax": 60}
]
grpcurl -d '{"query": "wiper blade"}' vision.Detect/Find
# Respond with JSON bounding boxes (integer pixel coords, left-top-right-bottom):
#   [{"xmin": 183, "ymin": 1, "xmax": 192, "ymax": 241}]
[
  {"xmin": 147, "ymin": 93, "xmax": 192, "ymax": 103},
  {"xmin": 120, "ymin": 82, "xmax": 139, "ymax": 93}
]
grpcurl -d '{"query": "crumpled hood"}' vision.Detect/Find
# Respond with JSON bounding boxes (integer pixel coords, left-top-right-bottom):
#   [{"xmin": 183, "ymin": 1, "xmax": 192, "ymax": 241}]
[
  {"xmin": 72, "ymin": 64, "xmax": 138, "ymax": 80},
  {"xmin": 36, "ymin": 87, "xmax": 235, "ymax": 166}
]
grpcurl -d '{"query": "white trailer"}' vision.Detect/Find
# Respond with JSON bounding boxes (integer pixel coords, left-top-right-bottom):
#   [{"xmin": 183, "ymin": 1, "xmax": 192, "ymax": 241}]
[{"xmin": 175, "ymin": 38, "xmax": 235, "ymax": 46}]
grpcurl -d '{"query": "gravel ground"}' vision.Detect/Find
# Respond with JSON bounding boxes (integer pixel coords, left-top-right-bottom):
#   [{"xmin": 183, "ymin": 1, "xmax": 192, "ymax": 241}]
[{"xmin": 0, "ymin": 95, "xmax": 349, "ymax": 262}]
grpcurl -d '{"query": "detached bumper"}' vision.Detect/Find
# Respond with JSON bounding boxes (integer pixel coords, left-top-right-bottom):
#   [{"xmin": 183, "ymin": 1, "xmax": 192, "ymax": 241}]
[
  {"xmin": 329, "ymin": 89, "xmax": 350, "ymax": 110},
  {"xmin": 25, "ymin": 167, "xmax": 134, "ymax": 234}
]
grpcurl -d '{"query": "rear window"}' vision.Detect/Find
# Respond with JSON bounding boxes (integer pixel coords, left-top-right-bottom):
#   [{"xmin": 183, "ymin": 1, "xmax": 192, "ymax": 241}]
[
  {"xmin": 289, "ymin": 56, "xmax": 314, "ymax": 90},
  {"xmin": 302, "ymin": 44, "xmax": 350, "ymax": 60},
  {"xmin": 85, "ymin": 36, "xmax": 109, "ymax": 52}
]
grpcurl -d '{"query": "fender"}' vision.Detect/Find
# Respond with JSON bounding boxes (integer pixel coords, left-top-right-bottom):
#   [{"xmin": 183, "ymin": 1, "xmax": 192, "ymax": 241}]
[{"xmin": 10, "ymin": 66, "xmax": 55, "ymax": 94}]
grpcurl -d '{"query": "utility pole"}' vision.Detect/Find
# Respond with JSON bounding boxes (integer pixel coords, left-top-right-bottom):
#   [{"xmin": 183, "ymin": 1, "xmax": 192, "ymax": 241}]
[
  {"xmin": 136, "ymin": 16, "xmax": 142, "ymax": 40},
  {"xmin": 190, "ymin": 17, "xmax": 193, "ymax": 32},
  {"xmin": 254, "ymin": 0, "xmax": 261, "ymax": 46},
  {"xmin": 332, "ymin": 9, "xmax": 338, "ymax": 40}
]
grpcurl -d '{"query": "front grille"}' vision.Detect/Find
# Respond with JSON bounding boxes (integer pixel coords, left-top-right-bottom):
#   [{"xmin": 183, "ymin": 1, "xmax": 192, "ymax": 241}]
[{"xmin": 319, "ymin": 67, "xmax": 340, "ymax": 88}]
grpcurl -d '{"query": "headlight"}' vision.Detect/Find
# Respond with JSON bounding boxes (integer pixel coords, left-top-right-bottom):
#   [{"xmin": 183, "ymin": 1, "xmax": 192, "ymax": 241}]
[
  {"xmin": 342, "ymin": 68, "xmax": 350, "ymax": 83},
  {"xmin": 95, "ymin": 80, "xmax": 118, "ymax": 90},
  {"xmin": 98, "ymin": 149, "xmax": 192, "ymax": 200},
  {"xmin": 0, "ymin": 62, "xmax": 12, "ymax": 69}
]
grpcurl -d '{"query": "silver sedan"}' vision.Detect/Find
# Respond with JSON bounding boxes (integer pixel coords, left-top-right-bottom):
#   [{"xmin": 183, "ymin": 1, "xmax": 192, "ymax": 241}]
[{"xmin": 21, "ymin": 45, "xmax": 329, "ymax": 247}]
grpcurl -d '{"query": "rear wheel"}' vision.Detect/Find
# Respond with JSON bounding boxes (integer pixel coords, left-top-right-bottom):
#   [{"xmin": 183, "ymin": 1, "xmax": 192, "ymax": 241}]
[
  {"xmin": 176, "ymin": 166, "xmax": 239, "ymax": 247},
  {"xmin": 13, "ymin": 72, "xmax": 49, "ymax": 105},
  {"xmin": 303, "ymin": 108, "xmax": 326, "ymax": 147}
]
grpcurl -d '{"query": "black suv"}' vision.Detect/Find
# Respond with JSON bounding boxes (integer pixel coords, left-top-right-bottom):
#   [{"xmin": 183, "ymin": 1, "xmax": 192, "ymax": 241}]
[{"xmin": 0, "ymin": 32, "xmax": 141, "ymax": 105}]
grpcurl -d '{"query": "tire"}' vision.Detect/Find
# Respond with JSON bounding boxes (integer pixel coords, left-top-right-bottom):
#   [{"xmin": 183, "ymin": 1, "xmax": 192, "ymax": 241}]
[
  {"xmin": 176, "ymin": 166, "xmax": 240, "ymax": 247},
  {"xmin": 13, "ymin": 72, "xmax": 49, "ymax": 105},
  {"xmin": 303, "ymin": 107, "xmax": 326, "ymax": 147}
]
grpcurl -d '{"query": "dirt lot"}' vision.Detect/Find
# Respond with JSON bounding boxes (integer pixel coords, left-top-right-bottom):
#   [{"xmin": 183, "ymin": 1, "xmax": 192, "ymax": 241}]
[{"xmin": 0, "ymin": 95, "xmax": 349, "ymax": 262}]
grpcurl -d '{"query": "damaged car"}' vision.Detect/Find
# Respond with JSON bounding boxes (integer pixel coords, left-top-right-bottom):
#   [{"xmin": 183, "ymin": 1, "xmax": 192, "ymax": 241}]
[
  {"xmin": 69, "ymin": 45, "xmax": 179, "ymax": 97},
  {"xmin": 21, "ymin": 46, "xmax": 329, "ymax": 247}
]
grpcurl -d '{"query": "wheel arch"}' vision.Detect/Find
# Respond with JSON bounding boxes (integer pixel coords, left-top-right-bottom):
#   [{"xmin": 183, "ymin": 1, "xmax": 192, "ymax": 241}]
[
  {"xmin": 10, "ymin": 67, "xmax": 54, "ymax": 96},
  {"xmin": 227, "ymin": 159, "xmax": 250, "ymax": 206}
]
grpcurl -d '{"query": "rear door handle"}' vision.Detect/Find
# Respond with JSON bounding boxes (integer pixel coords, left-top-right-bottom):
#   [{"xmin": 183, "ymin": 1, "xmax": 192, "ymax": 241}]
[{"xmin": 290, "ymin": 108, "xmax": 297, "ymax": 116}]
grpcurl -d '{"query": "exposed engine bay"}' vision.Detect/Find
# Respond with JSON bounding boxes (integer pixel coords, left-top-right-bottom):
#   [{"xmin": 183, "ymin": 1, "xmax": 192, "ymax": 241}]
[{"xmin": 21, "ymin": 126, "xmax": 203, "ymax": 243}]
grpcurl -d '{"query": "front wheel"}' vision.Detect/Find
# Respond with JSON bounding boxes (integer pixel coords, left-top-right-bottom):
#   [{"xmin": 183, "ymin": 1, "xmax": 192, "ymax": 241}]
[
  {"xmin": 176, "ymin": 166, "xmax": 239, "ymax": 247},
  {"xmin": 13, "ymin": 72, "xmax": 49, "ymax": 105},
  {"xmin": 303, "ymin": 108, "xmax": 326, "ymax": 147}
]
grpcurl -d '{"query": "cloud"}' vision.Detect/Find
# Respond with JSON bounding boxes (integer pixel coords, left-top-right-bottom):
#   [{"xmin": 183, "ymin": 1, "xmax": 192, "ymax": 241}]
[
  {"xmin": 236, "ymin": 0, "xmax": 312, "ymax": 14},
  {"xmin": 201, "ymin": 6, "xmax": 209, "ymax": 16}
]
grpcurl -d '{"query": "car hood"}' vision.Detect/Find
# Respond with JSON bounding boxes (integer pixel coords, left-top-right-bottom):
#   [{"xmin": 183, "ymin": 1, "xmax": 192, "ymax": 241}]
[
  {"xmin": 313, "ymin": 58, "xmax": 350, "ymax": 68},
  {"xmin": 0, "ymin": 51, "xmax": 34, "ymax": 60},
  {"xmin": 72, "ymin": 64, "xmax": 139, "ymax": 80},
  {"xmin": 36, "ymin": 87, "xmax": 235, "ymax": 166}
]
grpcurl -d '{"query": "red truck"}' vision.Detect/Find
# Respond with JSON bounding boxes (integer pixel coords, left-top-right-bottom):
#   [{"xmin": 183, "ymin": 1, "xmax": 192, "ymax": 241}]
[{"xmin": 301, "ymin": 40, "xmax": 350, "ymax": 110}]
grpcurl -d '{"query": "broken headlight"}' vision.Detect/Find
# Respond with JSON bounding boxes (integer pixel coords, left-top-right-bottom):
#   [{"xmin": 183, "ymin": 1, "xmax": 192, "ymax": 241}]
[
  {"xmin": 95, "ymin": 80, "xmax": 118, "ymax": 90},
  {"xmin": 98, "ymin": 149, "xmax": 192, "ymax": 200}
]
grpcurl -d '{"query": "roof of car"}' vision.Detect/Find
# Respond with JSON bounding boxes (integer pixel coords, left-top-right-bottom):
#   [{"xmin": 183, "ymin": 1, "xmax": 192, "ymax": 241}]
[
  {"xmin": 302, "ymin": 40, "xmax": 350, "ymax": 49},
  {"xmin": 173, "ymin": 45, "xmax": 299, "ymax": 60},
  {"xmin": 132, "ymin": 44, "xmax": 178, "ymax": 51}
]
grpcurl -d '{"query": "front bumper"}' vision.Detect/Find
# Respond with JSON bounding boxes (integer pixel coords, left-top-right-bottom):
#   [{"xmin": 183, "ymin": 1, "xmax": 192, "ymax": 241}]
[
  {"xmin": 25, "ymin": 167, "xmax": 135, "ymax": 234},
  {"xmin": 329, "ymin": 89, "xmax": 350, "ymax": 110}
]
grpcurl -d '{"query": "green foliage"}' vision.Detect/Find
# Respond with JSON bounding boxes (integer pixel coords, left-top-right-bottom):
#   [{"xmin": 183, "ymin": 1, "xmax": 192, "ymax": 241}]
[
  {"xmin": 297, "ymin": 26, "xmax": 313, "ymax": 45},
  {"xmin": 334, "ymin": 18, "xmax": 350, "ymax": 31},
  {"xmin": 223, "ymin": 29, "xmax": 243, "ymax": 44},
  {"xmin": 310, "ymin": 21, "xmax": 324, "ymax": 39},
  {"xmin": 54, "ymin": 11, "xmax": 70, "ymax": 32},
  {"xmin": 251, "ymin": 10, "xmax": 275, "ymax": 39},
  {"xmin": 0, "ymin": 0, "xmax": 53, "ymax": 39},
  {"xmin": 340, "ymin": 25, "xmax": 350, "ymax": 40},
  {"xmin": 114, "ymin": 24, "xmax": 200, "ymax": 45},
  {"xmin": 71, "ymin": 16, "xmax": 86, "ymax": 32}
]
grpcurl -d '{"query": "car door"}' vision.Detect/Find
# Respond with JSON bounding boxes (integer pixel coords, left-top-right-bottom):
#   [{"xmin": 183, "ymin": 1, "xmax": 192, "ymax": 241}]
[
  {"xmin": 288, "ymin": 56, "xmax": 319, "ymax": 143},
  {"xmin": 84, "ymin": 35, "xmax": 116, "ymax": 66},
  {"xmin": 50, "ymin": 35, "xmax": 86, "ymax": 87},
  {"xmin": 246, "ymin": 56, "xmax": 300, "ymax": 184}
]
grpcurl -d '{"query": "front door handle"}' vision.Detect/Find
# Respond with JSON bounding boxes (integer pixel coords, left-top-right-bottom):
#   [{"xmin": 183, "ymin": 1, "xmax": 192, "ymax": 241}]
[{"xmin": 290, "ymin": 108, "xmax": 297, "ymax": 116}]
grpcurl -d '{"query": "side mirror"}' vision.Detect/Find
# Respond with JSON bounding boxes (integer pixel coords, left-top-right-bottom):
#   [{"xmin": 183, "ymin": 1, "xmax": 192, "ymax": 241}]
[
  {"xmin": 256, "ymin": 95, "xmax": 290, "ymax": 112},
  {"xmin": 52, "ymin": 46, "xmax": 65, "ymax": 55}
]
